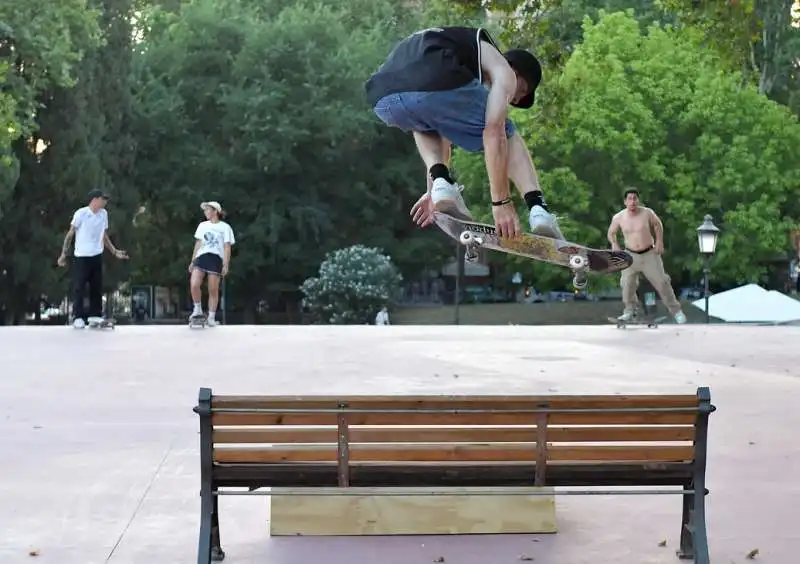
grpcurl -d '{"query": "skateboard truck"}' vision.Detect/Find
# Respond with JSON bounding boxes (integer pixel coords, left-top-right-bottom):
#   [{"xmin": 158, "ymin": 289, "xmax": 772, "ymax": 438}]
[
  {"xmin": 459, "ymin": 231, "xmax": 483, "ymax": 264},
  {"xmin": 568, "ymin": 255, "xmax": 588, "ymax": 290}
]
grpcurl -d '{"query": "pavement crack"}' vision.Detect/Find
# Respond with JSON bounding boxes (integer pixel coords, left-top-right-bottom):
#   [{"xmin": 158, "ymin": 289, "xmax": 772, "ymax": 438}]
[{"xmin": 104, "ymin": 441, "xmax": 174, "ymax": 562}]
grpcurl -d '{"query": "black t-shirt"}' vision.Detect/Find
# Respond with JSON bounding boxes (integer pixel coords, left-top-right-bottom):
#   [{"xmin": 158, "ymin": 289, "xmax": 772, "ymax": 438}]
[{"xmin": 364, "ymin": 27, "xmax": 500, "ymax": 107}]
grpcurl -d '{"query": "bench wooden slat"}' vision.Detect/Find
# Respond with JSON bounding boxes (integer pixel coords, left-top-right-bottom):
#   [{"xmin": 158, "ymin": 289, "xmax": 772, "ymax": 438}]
[
  {"xmin": 213, "ymin": 444, "xmax": 695, "ymax": 464},
  {"xmin": 211, "ymin": 411, "xmax": 696, "ymax": 426},
  {"xmin": 211, "ymin": 394, "xmax": 699, "ymax": 410},
  {"xmin": 212, "ymin": 425, "xmax": 696, "ymax": 444}
]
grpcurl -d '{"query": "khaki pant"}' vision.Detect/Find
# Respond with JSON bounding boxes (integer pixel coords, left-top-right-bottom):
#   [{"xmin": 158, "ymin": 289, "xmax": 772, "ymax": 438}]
[{"xmin": 620, "ymin": 249, "xmax": 682, "ymax": 315}]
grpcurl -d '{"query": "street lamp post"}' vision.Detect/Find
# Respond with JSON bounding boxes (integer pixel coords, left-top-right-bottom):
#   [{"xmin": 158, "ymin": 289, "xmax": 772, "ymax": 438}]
[{"xmin": 696, "ymin": 215, "xmax": 720, "ymax": 323}]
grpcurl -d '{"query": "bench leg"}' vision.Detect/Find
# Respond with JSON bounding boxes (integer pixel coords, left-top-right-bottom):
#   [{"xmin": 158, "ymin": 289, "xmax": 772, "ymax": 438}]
[
  {"xmin": 211, "ymin": 490, "xmax": 225, "ymax": 561},
  {"xmin": 198, "ymin": 489, "xmax": 213, "ymax": 564},
  {"xmin": 676, "ymin": 482, "xmax": 709, "ymax": 564}
]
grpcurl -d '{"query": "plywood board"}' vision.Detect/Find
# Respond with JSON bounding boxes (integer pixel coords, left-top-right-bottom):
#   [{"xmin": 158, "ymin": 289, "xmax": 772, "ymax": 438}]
[{"xmin": 268, "ymin": 487, "xmax": 557, "ymax": 536}]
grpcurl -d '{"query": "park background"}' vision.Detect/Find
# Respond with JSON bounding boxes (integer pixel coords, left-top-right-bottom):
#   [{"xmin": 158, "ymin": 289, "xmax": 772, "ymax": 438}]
[{"xmin": 1, "ymin": 0, "xmax": 799, "ymax": 326}]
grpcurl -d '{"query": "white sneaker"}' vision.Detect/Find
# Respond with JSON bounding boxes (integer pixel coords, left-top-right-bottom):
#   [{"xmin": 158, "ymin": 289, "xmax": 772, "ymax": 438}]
[
  {"xmin": 430, "ymin": 178, "xmax": 472, "ymax": 220},
  {"xmin": 87, "ymin": 316, "xmax": 104, "ymax": 326},
  {"xmin": 617, "ymin": 311, "xmax": 634, "ymax": 322},
  {"xmin": 206, "ymin": 317, "xmax": 218, "ymax": 327},
  {"xmin": 72, "ymin": 318, "xmax": 85, "ymax": 329},
  {"xmin": 529, "ymin": 205, "xmax": 565, "ymax": 240},
  {"xmin": 674, "ymin": 311, "xmax": 687, "ymax": 324}
]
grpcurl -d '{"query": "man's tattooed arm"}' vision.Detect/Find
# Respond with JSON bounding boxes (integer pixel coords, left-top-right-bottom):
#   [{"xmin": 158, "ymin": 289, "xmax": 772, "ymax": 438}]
[{"xmin": 61, "ymin": 226, "xmax": 75, "ymax": 256}]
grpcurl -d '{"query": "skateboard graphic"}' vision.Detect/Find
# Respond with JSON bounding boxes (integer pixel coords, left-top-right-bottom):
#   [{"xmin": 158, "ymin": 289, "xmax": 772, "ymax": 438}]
[
  {"xmin": 87, "ymin": 318, "xmax": 116, "ymax": 330},
  {"xmin": 433, "ymin": 211, "xmax": 633, "ymax": 289},
  {"xmin": 189, "ymin": 313, "xmax": 207, "ymax": 329},
  {"xmin": 608, "ymin": 315, "xmax": 668, "ymax": 329}
]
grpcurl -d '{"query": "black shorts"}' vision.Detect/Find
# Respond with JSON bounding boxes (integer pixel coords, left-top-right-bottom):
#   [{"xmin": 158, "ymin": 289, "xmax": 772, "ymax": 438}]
[{"xmin": 193, "ymin": 253, "xmax": 223, "ymax": 275}]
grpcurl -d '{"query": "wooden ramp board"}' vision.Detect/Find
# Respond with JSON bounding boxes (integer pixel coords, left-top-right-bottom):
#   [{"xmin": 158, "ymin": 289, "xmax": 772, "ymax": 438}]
[{"xmin": 268, "ymin": 486, "xmax": 557, "ymax": 536}]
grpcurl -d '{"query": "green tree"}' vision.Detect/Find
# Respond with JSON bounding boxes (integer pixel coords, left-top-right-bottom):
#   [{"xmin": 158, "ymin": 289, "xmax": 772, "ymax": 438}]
[
  {"xmin": 129, "ymin": 0, "xmax": 451, "ymax": 319},
  {"xmin": 452, "ymin": 11, "xmax": 800, "ymax": 290},
  {"xmin": 0, "ymin": 0, "xmax": 102, "ymax": 322}
]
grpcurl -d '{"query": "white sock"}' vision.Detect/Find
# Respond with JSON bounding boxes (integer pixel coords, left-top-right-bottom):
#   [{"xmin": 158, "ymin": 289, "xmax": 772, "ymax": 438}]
[
  {"xmin": 208, "ymin": 311, "xmax": 215, "ymax": 320},
  {"xmin": 193, "ymin": 302, "xmax": 202, "ymax": 313}
]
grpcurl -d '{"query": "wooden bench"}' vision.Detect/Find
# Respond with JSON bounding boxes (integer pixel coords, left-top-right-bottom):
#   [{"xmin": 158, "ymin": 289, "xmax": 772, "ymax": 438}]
[{"xmin": 194, "ymin": 386, "xmax": 715, "ymax": 564}]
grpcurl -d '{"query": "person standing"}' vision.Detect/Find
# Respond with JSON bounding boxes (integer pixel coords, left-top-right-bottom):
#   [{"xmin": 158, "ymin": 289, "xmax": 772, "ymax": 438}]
[
  {"xmin": 188, "ymin": 201, "xmax": 235, "ymax": 326},
  {"xmin": 607, "ymin": 188, "xmax": 686, "ymax": 324},
  {"xmin": 375, "ymin": 306, "xmax": 390, "ymax": 326},
  {"xmin": 57, "ymin": 189, "xmax": 129, "ymax": 328}
]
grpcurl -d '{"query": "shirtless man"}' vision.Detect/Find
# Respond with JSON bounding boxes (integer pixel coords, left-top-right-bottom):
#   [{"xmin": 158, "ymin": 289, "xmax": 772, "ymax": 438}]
[
  {"xmin": 607, "ymin": 188, "xmax": 686, "ymax": 324},
  {"xmin": 365, "ymin": 26, "xmax": 563, "ymax": 241}
]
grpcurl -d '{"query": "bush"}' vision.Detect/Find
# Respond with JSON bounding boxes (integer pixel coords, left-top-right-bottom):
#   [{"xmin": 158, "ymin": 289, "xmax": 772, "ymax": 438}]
[{"xmin": 300, "ymin": 244, "xmax": 403, "ymax": 324}]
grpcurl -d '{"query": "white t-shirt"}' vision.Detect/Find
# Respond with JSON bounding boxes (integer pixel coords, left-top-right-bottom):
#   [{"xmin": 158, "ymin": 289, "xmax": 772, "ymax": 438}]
[
  {"xmin": 194, "ymin": 220, "xmax": 235, "ymax": 259},
  {"xmin": 71, "ymin": 206, "xmax": 109, "ymax": 257}
]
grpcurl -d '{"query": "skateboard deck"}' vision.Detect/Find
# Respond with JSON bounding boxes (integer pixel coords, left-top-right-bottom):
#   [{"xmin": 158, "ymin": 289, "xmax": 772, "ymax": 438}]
[
  {"xmin": 189, "ymin": 314, "xmax": 207, "ymax": 329},
  {"xmin": 433, "ymin": 211, "xmax": 633, "ymax": 289},
  {"xmin": 87, "ymin": 318, "xmax": 115, "ymax": 330},
  {"xmin": 608, "ymin": 315, "xmax": 668, "ymax": 329}
]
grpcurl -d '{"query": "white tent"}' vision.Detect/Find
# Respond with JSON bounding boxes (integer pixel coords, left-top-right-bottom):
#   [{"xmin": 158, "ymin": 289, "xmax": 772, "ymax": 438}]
[{"xmin": 690, "ymin": 283, "xmax": 800, "ymax": 324}]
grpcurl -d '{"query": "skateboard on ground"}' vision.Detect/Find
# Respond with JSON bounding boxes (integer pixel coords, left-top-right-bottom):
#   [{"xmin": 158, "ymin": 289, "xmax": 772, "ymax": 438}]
[
  {"xmin": 608, "ymin": 315, "xmax": 668, "ymax": 329},
  {"xmin": 433, "ymin": 211, "xmax": 633, "ymax": 289},
  {"xmin": 87, "ymin": 318, "xmax": 116, "ymax": 330},
  {"xmin": 189, "ymin": 313, "xmax": 207, "ymax": 329}
]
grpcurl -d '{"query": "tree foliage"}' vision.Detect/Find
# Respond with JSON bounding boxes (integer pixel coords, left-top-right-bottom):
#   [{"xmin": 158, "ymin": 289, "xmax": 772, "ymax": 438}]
[
  {"xmin": 452, "ymin": 11, "xmax": 800, "ymax": 289},
  {"xmin": 129, "ymin": 0, "xmax": 450, "ymax": 315}
]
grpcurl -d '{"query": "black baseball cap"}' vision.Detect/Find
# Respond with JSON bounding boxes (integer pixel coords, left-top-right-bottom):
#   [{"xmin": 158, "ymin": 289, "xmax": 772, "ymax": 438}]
[
  {"xmin": 88, "ymin": 189, "xmax": 110, "ymax": 200},
  {"xmin": 504, "ymin": 49, "xmax": 542, "ymax": 109}
]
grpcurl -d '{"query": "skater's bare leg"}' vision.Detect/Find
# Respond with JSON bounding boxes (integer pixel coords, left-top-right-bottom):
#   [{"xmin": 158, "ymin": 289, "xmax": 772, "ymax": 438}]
[
  {"xmin": 507, "ymin": 131, "xmax": 563, "ymax": 239},
  {"xmin": 507, "ymin": 131, "xmax": 542, "ymax": 197},
  {"xmin": 207, "ymin": 275, "xmax": 220, "ymax": 315},
  {"xmin": 190, "ymin": 269, "xmax": 205, "ymax": 316}
]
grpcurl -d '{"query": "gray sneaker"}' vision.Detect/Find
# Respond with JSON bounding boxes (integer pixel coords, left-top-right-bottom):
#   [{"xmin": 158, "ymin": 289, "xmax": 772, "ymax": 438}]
[{"xmin": 529, "ymin": 205, "xmax": 565, "ymax": 240}]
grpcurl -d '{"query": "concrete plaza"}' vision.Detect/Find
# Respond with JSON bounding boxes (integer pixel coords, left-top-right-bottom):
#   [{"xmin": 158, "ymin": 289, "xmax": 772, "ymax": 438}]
[{"xmin": 1, "ymin": 323, "xmax": 798, "ymax": 563}]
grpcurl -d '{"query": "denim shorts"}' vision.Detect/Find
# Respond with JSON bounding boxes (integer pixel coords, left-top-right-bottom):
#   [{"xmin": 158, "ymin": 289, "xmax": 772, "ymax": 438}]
[{"xmin": 372, "ymin": 79, "xmax": 516, "ymax": 153}]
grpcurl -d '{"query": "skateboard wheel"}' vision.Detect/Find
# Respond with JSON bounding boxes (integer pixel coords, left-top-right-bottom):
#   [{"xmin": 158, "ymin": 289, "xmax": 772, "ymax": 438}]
[
  {"xmin": 569, "ymin": 255, "xmax": 587, "ymax": 269},
  {"xmin": 572, "ymin": 276, "xmax": 587, "ymax": 290},
  {"xmin": 459, "ymin": 231, "xmax": 473, "ymax": 245}
]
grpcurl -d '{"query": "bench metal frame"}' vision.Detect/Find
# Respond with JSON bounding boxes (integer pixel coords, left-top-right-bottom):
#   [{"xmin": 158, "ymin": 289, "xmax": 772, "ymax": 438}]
[{"xmin": 194, "ymin": 387, "xmax": 715, "ymax": 564}]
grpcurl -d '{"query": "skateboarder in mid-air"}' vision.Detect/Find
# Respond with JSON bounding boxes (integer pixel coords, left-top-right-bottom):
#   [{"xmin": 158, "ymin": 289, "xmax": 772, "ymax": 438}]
[
  {"xmin": 365, "ymin": 27, "xmax": 564, "ymax": 241},
  {"xmin": 607, "ymin": 188, "xmax": 686, "ymax": 324}
]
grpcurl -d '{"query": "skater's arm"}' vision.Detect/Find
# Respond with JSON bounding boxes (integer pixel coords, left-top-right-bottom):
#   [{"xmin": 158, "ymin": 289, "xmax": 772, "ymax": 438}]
[
  {"xmin": 102, "ymin": 232, "xmax": 120, "ymax": 254},
  {"xmin": 190, "ymin": 240, "xmax": 201, "ymax": 263},
  {"xmin": 60, "ymin": 226, "xmax": 75, "ymax": 257},
  {"xmin": 479, "ymin": 41, "xmax": 516, "ymax": 203},
  {"xmin": 648, "ymin": 209, "xmax": 665, "ymax": 251},
  {"xmin": 606, "ymin": 215, "xmax": 620, "ymax": 249},
  {"xmin": 648, "ymin": 209, "xmax": 664, "ymax": 239},
  {"xmin": 223, "ymin": 243, "xmax": 231, "ymax": 270}
]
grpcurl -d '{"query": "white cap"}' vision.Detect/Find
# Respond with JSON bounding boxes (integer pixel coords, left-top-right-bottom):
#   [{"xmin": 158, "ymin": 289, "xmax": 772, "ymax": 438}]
[{"xmin": 201, "ymin": 201, "xmax": 222, "ymax": 213}]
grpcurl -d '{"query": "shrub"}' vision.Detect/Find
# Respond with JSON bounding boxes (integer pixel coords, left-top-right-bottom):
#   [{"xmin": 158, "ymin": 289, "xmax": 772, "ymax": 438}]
[{"xmin": 300, "ymin": 244, "xmax": 403, "ymax": 324}]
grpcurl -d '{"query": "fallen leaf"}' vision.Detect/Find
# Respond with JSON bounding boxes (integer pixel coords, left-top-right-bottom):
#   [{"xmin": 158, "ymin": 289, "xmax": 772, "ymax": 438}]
[
  {"xmin": 746, "ymin": 548, "xmax": 759, "ymax": 559},
  {"xmin": 519, "ymin": 555, "xmax": 534, "ymax": 561},
  {"xmin": 658, "ymin": 539, "xmax": 667, "ymax": 547},
  {"xmin": 28, "ymin": 550, "xmax": 40, "ymax": 557},
  {"xmin": 433, "ymin": 557, "xmax": 445, "ymax": 563}
]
